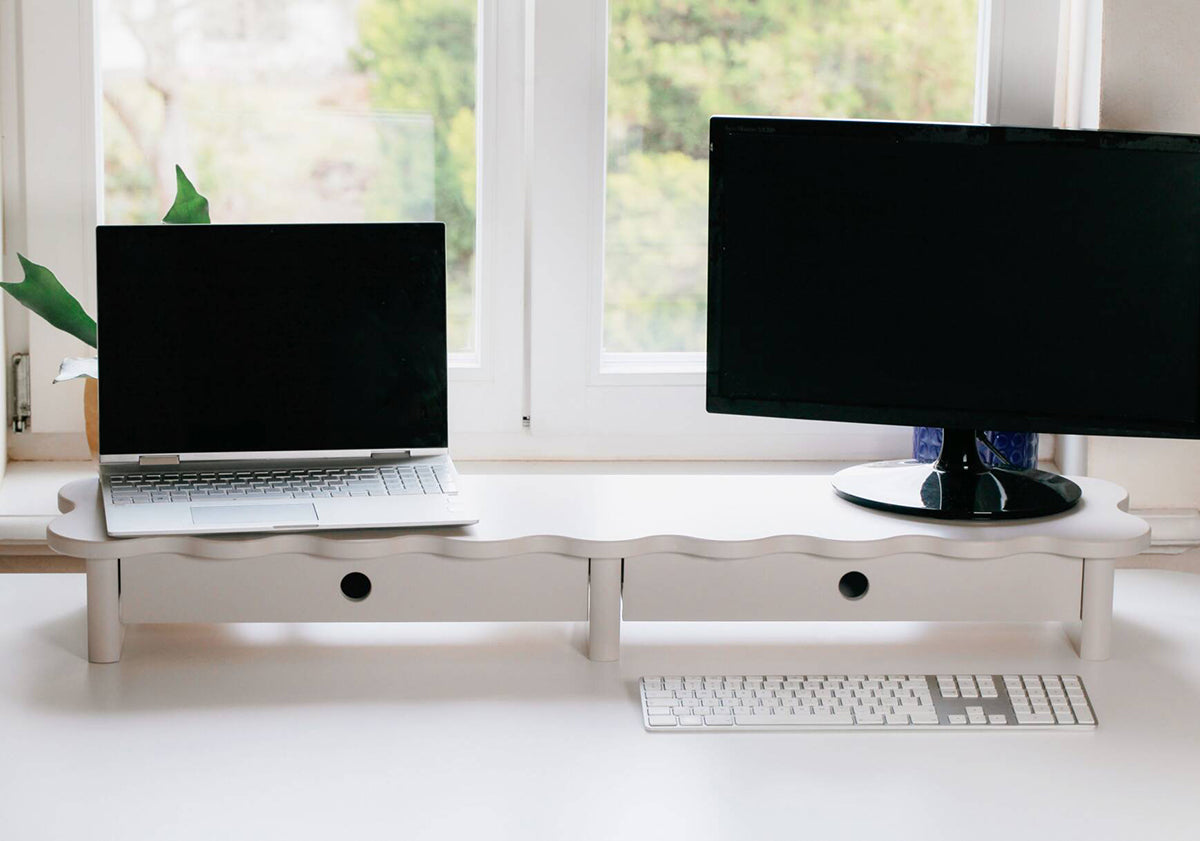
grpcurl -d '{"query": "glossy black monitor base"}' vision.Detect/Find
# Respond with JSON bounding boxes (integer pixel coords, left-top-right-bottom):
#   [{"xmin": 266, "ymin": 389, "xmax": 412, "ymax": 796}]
[{"xmin": 832, "ymin": 428, "xmax": 1082, "ymax": 521}]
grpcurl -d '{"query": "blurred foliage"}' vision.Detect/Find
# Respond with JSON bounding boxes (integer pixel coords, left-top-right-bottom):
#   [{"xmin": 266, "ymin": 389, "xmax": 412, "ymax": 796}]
[{"xmin": 605, "ymin": 0, "xmax": 979, "ymax": 351}]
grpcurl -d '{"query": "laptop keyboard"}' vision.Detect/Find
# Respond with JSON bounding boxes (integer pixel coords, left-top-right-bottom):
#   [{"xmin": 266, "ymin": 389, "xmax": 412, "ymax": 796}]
[{"xmin": 108, "ymin": 464, "xmax": 456, "ymax": 505}]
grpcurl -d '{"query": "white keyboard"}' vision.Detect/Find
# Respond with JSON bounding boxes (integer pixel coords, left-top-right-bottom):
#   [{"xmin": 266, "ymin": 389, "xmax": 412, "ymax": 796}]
[{"xmin": 640, "ymin": 673, "xmax": 1097, "ymax": 731}]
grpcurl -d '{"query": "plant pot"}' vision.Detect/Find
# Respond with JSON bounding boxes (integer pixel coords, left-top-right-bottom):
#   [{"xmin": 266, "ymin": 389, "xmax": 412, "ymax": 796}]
[
  {"xmin": 912, "ymin": 427, "xmax": 1038, "ymax": 469},
  {"xmin": 84, "ymin": 378, "xmax": 99, "ymax": 458}
]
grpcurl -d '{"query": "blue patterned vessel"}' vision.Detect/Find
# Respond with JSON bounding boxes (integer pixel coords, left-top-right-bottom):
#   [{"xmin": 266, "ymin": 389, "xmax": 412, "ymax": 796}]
[{"xmin": 912, "ymin": 427, "xmax": 1039, "ymax": 469}]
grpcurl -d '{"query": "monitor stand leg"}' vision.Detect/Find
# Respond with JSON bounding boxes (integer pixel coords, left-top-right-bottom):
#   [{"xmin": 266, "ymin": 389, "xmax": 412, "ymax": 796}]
[
  {"xmin": 86, "ymin": 558, "xmax": 124, "ymax": 664},
  {"xmin": 588, "ymin": 558, "xmax": 621, "ymax": 661},
  {"xmin": 1079, "ymin": 558, "xmax": 1115, "ymax": 660}
]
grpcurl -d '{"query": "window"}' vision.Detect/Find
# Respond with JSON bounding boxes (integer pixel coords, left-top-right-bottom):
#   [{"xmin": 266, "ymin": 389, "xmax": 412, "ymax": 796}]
[{"xmin": 99, "ymin": 0, "xmax": 480, "ymax": 356}]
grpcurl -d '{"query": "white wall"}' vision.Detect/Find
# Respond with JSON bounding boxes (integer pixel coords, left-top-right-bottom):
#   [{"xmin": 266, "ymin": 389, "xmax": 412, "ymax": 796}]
[{"xmin": 1087, "ymin": 0, "xmax": 1200, "ymax": 507}]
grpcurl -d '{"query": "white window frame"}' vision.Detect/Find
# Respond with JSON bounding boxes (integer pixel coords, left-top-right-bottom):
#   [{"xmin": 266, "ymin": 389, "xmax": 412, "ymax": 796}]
[{"xmin": 2, "ymin": 0, "xmax": 1066, "ymax": 461}]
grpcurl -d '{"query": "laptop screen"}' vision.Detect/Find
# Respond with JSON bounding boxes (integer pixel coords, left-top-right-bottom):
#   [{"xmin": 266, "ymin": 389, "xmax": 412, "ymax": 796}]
[{"xmin": 96, "ymin": 223, "xmax": 448, "ymax": 456}]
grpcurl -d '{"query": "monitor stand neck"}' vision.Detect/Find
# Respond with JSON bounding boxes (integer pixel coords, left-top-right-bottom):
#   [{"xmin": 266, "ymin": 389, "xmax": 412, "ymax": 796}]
[
  {"xmin": 934, "ymin": 428, "xmax": 989, "ymax": 477},
  {"xmin": 928, "ymin": 428, "xmax": 1003, "ymax": 516}
]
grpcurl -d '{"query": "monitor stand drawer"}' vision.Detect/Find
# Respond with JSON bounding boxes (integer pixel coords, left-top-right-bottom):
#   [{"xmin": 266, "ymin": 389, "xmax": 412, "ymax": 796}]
[
  {"xmin": 119, "ymin": 552, "xmax": 589, "ymax": 623},
  {"xmin": 621, "ymin": 552, "xmax": 1083, "ymax": 621}
]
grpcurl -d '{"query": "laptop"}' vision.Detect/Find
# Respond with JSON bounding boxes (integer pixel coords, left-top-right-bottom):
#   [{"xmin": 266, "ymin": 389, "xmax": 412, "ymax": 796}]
[{"xmin": 96, "ymin": 222, "xmax": 479, "ymax": 537}]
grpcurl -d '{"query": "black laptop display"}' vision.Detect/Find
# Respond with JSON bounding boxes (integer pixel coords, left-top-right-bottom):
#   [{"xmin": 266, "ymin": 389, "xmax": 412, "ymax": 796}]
[{"xmin": 96, "ymin": 223, "xmax": 448, "ymax": 456}]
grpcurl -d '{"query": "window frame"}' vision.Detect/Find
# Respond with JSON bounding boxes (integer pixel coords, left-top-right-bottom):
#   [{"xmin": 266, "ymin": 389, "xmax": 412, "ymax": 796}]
[{"xmin": 3, "ymin": 0, "xmax": 1063, "ymax": 461}]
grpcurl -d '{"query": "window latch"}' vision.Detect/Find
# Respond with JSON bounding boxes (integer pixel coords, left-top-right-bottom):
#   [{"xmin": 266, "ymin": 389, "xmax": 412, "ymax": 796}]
[{"xmin": 10, "ymin": 353, "xmax": 30, "ymax": 433}]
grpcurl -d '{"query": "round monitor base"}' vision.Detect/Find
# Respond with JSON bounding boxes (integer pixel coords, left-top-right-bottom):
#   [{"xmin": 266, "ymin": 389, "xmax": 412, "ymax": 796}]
[{"xmin": 832, "ymin": 460, "xmax": 1082, "ymax": 521}]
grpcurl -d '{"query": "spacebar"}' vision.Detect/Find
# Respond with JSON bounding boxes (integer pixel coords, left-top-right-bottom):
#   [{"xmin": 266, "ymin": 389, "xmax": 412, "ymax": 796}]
[
  {"xmin": 734, "ymin": 714, "xmax": 854, "ymax": 726},
  {"xmin": 202, "ymin": 492, "xmax": 293, "ymax": 500}
]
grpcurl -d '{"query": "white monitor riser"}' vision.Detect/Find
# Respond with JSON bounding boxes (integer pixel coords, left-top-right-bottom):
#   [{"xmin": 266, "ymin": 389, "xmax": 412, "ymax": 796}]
[{"xmin": 47, "ymin": 475, "xmax": 1150, "ymax": 664}]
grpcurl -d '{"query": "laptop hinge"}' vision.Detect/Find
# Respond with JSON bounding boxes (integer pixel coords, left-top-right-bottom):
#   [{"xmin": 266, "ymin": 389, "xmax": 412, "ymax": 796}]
[
  {"xmin": 371, "ymin": 451, "xmax": 411, "ymax": 460},
  {"xmin": 138, "ymin": 455, "xmax": 180, "ymax": 466}
]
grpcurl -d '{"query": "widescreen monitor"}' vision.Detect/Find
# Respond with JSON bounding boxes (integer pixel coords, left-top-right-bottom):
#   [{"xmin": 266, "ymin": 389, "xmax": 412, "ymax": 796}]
[{"xmin": 707, "ymin": 117, "xmax": 1200, "ymax": 519}]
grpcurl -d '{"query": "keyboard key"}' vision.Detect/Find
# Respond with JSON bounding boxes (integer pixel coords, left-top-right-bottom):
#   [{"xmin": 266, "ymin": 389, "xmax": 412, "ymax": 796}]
[
  {"xmin": 1015, "ymin": 712, "xmax": 1055, "ymax": 724},
  {"xmin": 647, "ymin": 716, "xmax": 677, "ymax": 727}
]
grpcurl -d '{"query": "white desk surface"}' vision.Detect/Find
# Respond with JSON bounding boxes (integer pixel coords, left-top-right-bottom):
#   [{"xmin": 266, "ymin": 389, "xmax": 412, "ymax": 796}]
[
  {"xmin": 2, "ymin": 569, "xmax": 1198, "ymax": 840},
  {"xmin": 50, "ymin": 474, "xmax": 1149, "ymax": 560}
]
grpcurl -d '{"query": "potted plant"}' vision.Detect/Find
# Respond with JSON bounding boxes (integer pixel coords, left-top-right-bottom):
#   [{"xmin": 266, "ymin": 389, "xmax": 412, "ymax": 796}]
[{"xmin": 0, "ymin": 166, "xmax": 210, "ymax": 455}]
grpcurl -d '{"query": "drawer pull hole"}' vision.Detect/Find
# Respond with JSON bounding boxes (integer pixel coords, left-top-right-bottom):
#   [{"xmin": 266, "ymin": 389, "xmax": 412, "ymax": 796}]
[
  {"xmin": 838, "ymin": 571, "xmax": 869, "ymax": 601},
  {"xmin": 340, "ymin": 572, "xmax": 372, "ymax": 602}
]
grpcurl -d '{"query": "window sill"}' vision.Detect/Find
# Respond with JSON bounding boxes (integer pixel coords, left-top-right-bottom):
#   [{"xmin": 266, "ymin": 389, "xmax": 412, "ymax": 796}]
[{"xmin": 0, "ymin": 461, "xmax": 97, "ymax": 540}]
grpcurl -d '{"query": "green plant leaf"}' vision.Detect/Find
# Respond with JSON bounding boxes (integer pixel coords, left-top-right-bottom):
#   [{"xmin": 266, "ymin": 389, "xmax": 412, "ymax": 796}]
[
  {"xmin": 1, "ymin": 255, "xmax": 97, "ymax": 348},
  {"xmin": 162, "ymin": 164, "xmax": 211, "ymax": 223}
]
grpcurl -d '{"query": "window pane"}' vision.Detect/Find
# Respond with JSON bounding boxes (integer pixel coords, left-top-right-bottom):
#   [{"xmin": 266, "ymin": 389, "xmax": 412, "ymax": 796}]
[
  {"xmin": 99, "ymin": 0, "xmax": 478, "ymax": 354},
  {"xmin": 605, "ymin": 0, "xmax": 979, "ymax": 353}
]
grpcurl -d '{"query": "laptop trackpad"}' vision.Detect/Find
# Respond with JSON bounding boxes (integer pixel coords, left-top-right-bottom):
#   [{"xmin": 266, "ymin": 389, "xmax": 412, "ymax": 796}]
[{"xmin": 191, "ymin": 503, "xmax": 319, "ymax": 527}]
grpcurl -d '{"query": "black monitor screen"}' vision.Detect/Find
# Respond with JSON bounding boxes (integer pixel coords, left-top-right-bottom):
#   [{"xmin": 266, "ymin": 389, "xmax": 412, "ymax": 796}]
[
  {"xmin": 97, "ymin": 223, "xmax": 448, "ymax": 455},
  {"xmin": 707, "ymin": 118, "xmax": 1200, "ymax": 438}
]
